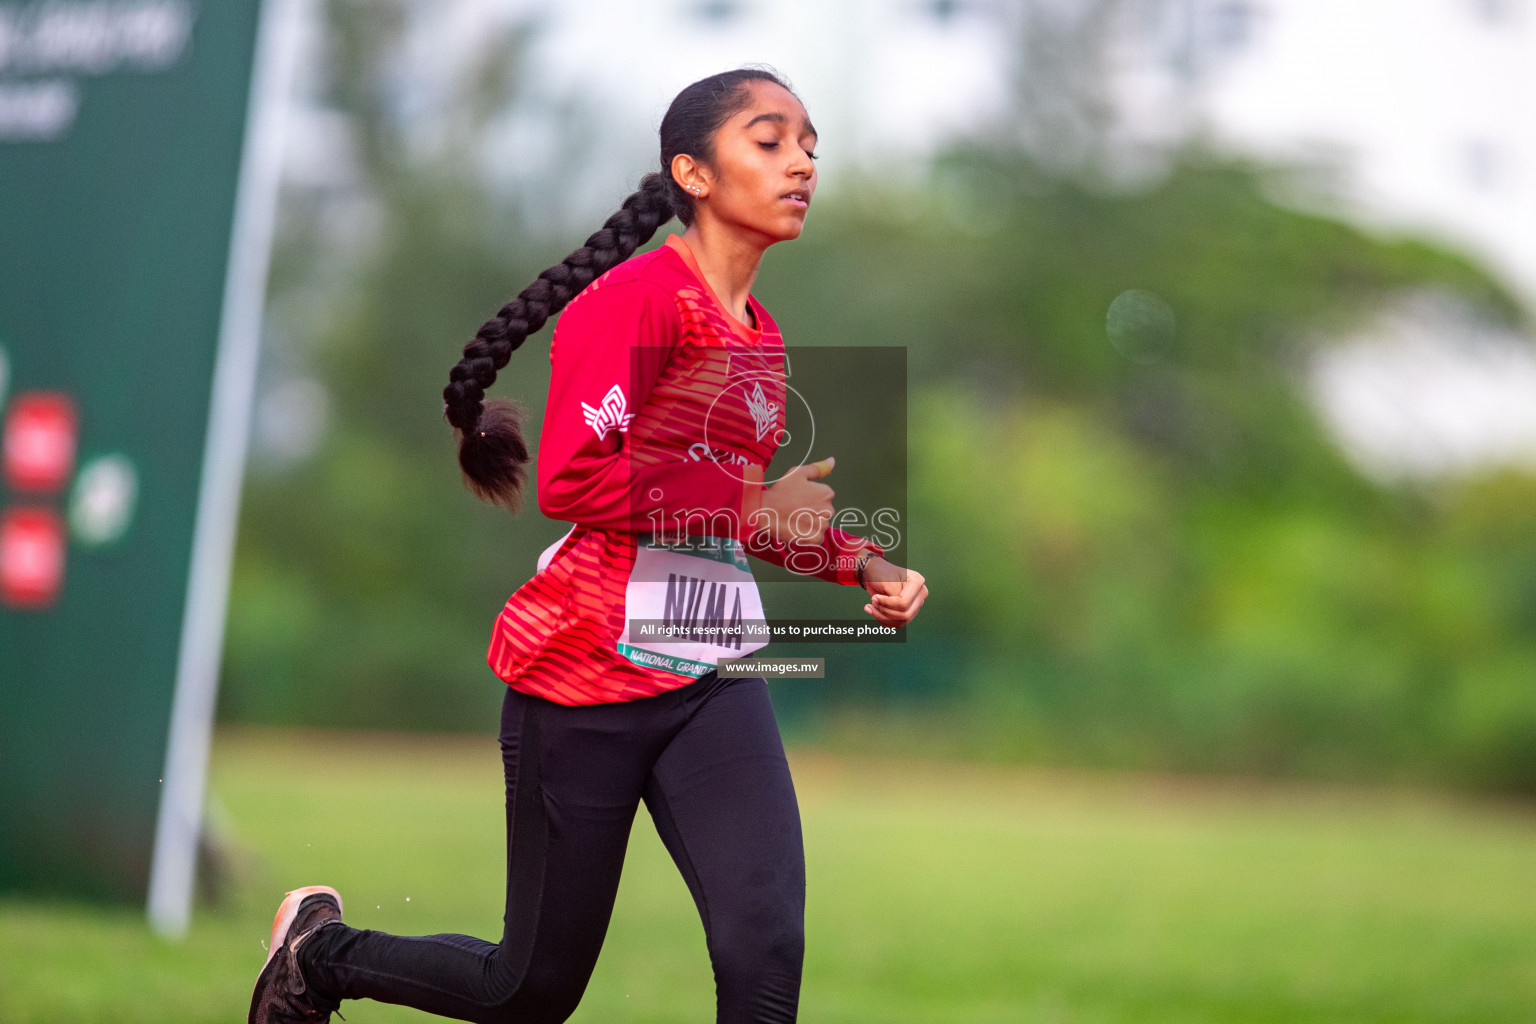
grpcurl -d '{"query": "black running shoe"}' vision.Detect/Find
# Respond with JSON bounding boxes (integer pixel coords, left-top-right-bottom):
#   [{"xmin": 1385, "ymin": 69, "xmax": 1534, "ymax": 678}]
[{"xmin": 248, "ymin": 885, "xmax": 345, "ymax": 1024}]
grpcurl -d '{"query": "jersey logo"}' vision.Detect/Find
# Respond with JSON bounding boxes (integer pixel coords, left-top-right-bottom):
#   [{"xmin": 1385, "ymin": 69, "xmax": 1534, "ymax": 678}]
[
  {"xmin": 582, "ymin": 383, "xmax": 633, "ymax": 440},
  {"xmin": 745, "ymin": 381, "xmax": 779, "ymax": 441},
  {"xmin": 686, "ymin": 441, "xmax": 751, "ymax": 467}
]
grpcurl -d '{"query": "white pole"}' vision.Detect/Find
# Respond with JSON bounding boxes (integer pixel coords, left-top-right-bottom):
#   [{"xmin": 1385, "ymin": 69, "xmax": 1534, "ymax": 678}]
[{"xmin": 146, "ymin": 0, "xmax": 303, "ymax": 940}]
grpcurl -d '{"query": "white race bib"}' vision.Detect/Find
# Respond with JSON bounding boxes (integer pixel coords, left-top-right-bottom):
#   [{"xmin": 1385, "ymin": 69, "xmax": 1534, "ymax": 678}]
[{"xmin": 616, "ymin": 534, "xmax": 768, "ymax": 677}]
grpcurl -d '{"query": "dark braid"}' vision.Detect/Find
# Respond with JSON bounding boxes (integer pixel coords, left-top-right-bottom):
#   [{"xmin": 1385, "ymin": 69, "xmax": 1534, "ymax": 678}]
[
  {"xmin": 445, "ymin": 67, "xmax": 795, "ymax": 511},
  {"xmin": 444, "ymin": 174, "xmax": 674, "ymax": 508}
]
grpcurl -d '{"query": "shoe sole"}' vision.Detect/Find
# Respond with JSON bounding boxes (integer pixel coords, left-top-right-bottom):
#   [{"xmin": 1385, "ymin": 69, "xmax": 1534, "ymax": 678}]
[{"xmin": 249, "ymin": 885, "xmax": 343, "ymax": 1024}]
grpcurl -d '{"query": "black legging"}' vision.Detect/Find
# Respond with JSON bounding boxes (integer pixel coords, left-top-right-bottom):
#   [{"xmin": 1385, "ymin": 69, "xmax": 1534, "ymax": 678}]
[{"xmin": 298, "ymin": 672, "xmax": 805, "ymax": 1024}]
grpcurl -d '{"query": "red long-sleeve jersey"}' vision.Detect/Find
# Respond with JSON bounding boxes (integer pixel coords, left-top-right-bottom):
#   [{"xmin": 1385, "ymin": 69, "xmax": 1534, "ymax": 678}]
[{"xmin": 486, "ymin": 234, "xmax": 883, "ymax": 705}]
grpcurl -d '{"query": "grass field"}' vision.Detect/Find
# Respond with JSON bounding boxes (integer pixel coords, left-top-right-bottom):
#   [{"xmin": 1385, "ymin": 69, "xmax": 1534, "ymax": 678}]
[{"xmin": 3, "ymin": 727, "xmax": 1536, "ymax": 1023}]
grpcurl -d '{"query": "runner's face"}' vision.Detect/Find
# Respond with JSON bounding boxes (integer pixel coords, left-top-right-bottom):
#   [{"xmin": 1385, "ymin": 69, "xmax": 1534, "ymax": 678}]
[{"xmin": 701, "ymin": 82, "xmax": 818, "ymax": 244}]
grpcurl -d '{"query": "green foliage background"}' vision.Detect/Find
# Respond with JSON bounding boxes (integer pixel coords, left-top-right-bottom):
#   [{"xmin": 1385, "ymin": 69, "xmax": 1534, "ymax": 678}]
[{"xmin": 220, "ymin": 4, "xmax": 1536, "ymax": 792}]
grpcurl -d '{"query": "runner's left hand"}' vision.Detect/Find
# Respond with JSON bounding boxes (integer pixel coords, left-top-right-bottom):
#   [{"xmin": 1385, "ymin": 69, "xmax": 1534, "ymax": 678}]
[{"xmin": 860, "ymin": 557, "xmax": 927, "ymax": 628}]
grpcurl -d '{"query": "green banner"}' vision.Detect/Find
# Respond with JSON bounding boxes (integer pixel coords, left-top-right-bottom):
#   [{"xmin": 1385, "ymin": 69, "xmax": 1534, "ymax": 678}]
[{"xmin": 0, "ymin": 0, "xmax": 280, "ymax": 932}]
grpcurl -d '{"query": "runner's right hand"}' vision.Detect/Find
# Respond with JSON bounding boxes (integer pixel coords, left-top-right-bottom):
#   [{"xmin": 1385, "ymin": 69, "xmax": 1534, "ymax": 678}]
[{"xmin": 756, "ymin": 456, "xmax": 835, "ymax": 545}]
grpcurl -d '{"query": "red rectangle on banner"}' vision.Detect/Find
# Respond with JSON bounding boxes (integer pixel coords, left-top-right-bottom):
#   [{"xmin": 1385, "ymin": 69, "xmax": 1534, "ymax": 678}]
[
  {"xmin": 3, "ymin": 392, "xmax": 78, "ymax": 493},
  {"xmin": 1, "ymin": 506, "xmax": 67, "ymax": 609}
]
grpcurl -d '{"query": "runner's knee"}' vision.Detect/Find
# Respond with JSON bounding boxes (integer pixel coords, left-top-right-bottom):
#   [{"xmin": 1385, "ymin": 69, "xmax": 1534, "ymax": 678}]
[
  {"xmin": 711, "ymin": 907, "xmax": 804, "ymax": 990},
  {"xmin": 474, "ymin": 969, "xmax": 589, "ymax": 1024},
  {"xmin": 710, "ymin": 914, "xmax": 803, "ymax": 1023}
]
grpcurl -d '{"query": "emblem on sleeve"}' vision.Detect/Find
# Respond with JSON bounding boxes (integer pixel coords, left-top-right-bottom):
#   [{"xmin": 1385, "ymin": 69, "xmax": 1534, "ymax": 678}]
[
  {"xmin": 582, "ymin": 383, "xmax": 634, "ymax": 440},
  {"xmin": 745, "ymin": 381, "xmax": 779, "ymax": 441}
]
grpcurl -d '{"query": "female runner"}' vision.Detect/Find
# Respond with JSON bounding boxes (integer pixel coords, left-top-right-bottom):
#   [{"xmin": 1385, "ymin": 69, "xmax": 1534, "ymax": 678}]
[{"xmin": 249, "ymin": 67, "xmax": 928, "ymax": 1024}]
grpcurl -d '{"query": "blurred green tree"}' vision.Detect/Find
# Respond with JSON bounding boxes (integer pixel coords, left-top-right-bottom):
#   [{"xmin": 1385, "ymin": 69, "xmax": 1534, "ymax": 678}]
[
  {"xmin": 221, "ymin": 0, "xmax": 574, "ymax": 730},
  {"xmin": 757, "ymin": 155, "xmax": 1536, "ymax": 790}
]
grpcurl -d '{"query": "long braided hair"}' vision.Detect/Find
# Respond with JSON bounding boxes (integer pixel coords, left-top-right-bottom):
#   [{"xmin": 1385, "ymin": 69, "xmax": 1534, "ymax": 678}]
[{"xmin": 443, "ymin": 67, "xmax": 793, "ymax": 510}]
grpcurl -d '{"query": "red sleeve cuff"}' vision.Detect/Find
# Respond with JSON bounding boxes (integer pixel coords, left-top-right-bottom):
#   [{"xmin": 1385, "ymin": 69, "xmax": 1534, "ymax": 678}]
[{"xmin": 823, "ymin": 529, "xmax": 884, "ymax": 586}]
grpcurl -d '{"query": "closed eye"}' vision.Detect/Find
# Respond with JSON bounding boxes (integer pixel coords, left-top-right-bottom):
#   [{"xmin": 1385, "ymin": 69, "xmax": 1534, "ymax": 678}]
[{"xmin": 758, "ymin": 140, "xmax": 818, "ymax": 160}]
